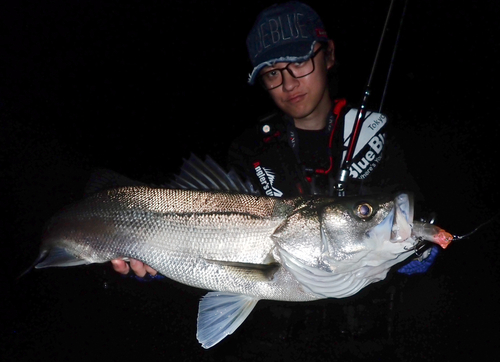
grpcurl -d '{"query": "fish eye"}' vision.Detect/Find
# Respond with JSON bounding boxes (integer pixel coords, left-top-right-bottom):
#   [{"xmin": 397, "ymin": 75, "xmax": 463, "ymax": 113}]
[{"xmin": 354, "ymin": 202, "xmax": 373, "ymax": 219}]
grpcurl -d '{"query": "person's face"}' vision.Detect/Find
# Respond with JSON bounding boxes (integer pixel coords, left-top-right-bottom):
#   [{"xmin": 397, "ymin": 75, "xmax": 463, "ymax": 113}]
[{"xmin": 261, "ymin": 40, "xmax": 335, "ymax": 121}]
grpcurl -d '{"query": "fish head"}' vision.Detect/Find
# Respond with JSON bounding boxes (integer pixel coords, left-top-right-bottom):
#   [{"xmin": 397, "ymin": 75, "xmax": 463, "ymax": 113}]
[
  {"xmin": 319, "ymin": 193, "xmax": 414, "ymax": 267},
  {"xmin": 319, "ymin": 193, "xmax": 413, "ymax": 260},
  {"xmin": 273, "ymin": 192, "xmax": 417, "ymax": 299},
  {"xmin": 273, "ymin": 193, "xmax": 414, "ymax": 270}
]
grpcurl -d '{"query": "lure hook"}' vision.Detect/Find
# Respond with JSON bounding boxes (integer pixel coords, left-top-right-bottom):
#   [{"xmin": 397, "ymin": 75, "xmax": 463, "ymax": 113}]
[{"xmin": 404, "ymin": 236, "xmax": 429, "ymax": 256}]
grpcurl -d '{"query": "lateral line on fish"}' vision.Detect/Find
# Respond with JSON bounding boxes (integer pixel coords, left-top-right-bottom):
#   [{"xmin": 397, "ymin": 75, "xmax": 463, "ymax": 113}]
[{"xmin": 162, "ymin": 211, "xmax": 275, "ymax": 220}]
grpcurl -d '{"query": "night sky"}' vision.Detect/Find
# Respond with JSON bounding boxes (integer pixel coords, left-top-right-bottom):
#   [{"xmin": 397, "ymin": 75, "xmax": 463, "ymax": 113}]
[{"xmin": 2, "ymin": 1, "xmax": 500, "ymax": 361}]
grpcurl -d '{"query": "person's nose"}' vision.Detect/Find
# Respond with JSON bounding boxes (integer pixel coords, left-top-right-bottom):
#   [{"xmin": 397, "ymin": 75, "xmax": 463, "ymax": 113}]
[{"xmin": 281, "ymin": 69, "xmax": 299, "ymax": 91}]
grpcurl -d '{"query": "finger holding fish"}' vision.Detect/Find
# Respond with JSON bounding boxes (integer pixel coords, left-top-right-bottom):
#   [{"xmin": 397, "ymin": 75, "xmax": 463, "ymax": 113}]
[
  {"xmin": 110, "ymin": 259, "xmax": 130, "ymax": 275},
  {"xmin": 111, "ymin": 258, "xmax": 158, "ymax": 277}
]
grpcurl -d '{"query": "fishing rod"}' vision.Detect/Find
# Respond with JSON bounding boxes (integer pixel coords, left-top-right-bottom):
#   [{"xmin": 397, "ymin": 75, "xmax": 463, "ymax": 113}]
[
  {"xmin": 335, "ymin": 0, "xmax": 406, "ymax": 196},
  {"xmin": 379, "ymin": 0, "xmax": 409, "ymax": 113}
]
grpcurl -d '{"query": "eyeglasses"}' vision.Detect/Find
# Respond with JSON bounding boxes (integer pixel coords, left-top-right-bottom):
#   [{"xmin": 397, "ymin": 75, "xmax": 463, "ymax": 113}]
[{"xmin": 258, "ymin": 46, "xmax": 326, "ymax": 90}]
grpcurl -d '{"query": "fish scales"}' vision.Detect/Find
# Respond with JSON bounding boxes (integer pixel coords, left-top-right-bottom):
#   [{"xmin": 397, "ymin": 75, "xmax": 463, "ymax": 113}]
[{"xmin": 42, "ymin": 187, "xmax": 316, "ymax": 300}]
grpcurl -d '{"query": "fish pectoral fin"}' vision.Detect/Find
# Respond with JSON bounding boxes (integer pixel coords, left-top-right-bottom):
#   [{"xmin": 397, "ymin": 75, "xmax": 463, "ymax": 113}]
[
  {"xmin": 34, "ymin": 247, "xmax": 90, "ymax": 268},
  {"xmin": 197, "ymin": 292, "xmax": 259, "ymax": 349},
  {"xmin": 203, "ymin": 259, "xmax": 280, "ymax": 281}
]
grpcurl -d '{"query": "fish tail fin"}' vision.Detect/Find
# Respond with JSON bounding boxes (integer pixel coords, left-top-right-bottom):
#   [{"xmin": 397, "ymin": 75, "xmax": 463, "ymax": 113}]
[
  {"xmin": 18, "ymin": 246, "xmax": 91, "ymax": 280},
  {"xmin": 16, "ymin": 249, "xmax": 50, "ymax": 280},
  {"xmin": 34, "ymin": 246, "xmax": 90, "ymax": 268},
  {"xmin": 197, "ymin": 292, "xmax": 259, "ymax": 348}
]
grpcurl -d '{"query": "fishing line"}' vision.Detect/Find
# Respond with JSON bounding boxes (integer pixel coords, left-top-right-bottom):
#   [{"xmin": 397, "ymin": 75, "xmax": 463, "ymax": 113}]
[{"xmin": 452, "ymin": 213, "xmax": 500, "ymax": 241}]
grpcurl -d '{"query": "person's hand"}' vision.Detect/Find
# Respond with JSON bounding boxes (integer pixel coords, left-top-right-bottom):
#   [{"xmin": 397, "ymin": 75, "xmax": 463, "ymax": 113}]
[{"xmin": 111, "ymin": 258, "xmax": 158, "ymax": 278}]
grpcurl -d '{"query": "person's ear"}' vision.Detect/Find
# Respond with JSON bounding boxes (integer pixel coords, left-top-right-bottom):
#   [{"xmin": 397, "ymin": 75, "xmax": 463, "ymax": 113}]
[{"xmin": 325, "ymin": 39, "xmax": 335, "ymax": 69}]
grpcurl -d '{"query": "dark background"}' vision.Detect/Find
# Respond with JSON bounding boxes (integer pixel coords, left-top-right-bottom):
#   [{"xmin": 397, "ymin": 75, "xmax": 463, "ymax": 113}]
[{"xmin": 2, "ymin": 1, "xmax": 499, "ymax": 361}]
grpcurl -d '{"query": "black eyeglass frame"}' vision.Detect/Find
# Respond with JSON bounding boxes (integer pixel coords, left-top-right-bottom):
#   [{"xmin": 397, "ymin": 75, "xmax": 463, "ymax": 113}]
[{"xmin": 258, "ymin": 45, "xmax": 326, "ymax": 90}]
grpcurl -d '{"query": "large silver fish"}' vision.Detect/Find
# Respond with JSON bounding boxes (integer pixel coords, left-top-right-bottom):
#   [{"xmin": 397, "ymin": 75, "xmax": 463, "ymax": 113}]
[{"xmin": 29, "ymin": 156, "xmax": 453, "ymax": 348}]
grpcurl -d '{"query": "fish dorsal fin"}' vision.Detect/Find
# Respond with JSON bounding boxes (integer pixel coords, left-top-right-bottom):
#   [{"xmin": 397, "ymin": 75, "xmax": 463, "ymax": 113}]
[
  {"xmin": 167, "ymin": 154, "xmax": 260, "ymax": 195},
  {"xmin": 197, "ymin": 292, "xmax": 259, "ymax": 348}
]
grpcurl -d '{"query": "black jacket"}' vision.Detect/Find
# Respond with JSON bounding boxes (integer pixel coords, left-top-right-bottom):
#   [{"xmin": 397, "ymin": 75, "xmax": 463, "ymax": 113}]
[{"xmin": 228, "ymin": 99, "xmax": 415, "ymax": 198}]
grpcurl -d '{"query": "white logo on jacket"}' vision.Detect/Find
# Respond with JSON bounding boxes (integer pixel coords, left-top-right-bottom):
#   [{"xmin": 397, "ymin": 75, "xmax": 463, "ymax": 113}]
[
  {"xmin": 253, "ymin": 162, "xmax": 284, "ymax": 197},
  {"xmin": 342, "ymin": 110, "xmax": 387, "ymax": 179}
]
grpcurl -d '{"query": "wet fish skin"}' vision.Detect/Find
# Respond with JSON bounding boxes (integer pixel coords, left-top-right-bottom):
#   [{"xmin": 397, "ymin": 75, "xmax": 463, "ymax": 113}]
[
  {"xmin": 38, "ymin": 187, "xmax": 317, "ymax": 301},
  {"xmin": 33, "ymin": 185, "xmax": 452, "ymax": 348}
]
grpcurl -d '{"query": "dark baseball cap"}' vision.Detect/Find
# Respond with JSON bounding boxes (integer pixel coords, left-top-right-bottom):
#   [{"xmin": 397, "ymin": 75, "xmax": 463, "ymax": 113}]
[{"xmin": 246, "ymin": 1, "xmax": 328, "ymax": 85}]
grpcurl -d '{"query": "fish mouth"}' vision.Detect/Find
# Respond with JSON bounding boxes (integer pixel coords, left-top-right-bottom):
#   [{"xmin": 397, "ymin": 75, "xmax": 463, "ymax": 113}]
[
  {"xmin": 389, "ymin": 193, "xmax": 414, "ymax": 243},
  {"xmin": 360, "ymin": 193, "xmax": 414, "ymax": 245}
]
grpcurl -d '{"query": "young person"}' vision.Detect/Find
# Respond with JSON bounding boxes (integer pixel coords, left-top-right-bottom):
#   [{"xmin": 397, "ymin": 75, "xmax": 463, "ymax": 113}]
[
  {"xmin": 112, "ymin": 1, "xmax": 431, "ymax": 280},
  {"xmin": 228, "ymin": 1, "xmax": 394, "ymax": 197}
]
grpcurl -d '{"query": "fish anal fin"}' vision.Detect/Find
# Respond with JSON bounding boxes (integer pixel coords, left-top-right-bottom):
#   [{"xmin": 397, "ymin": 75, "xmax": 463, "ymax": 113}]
[
  {"xmin": 197, "ymin": 292, "xmax": 259, "ymax": 348},
  {"xmin": 34, "ymin": 247, "xmax": 90, "ymax": 269}
]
